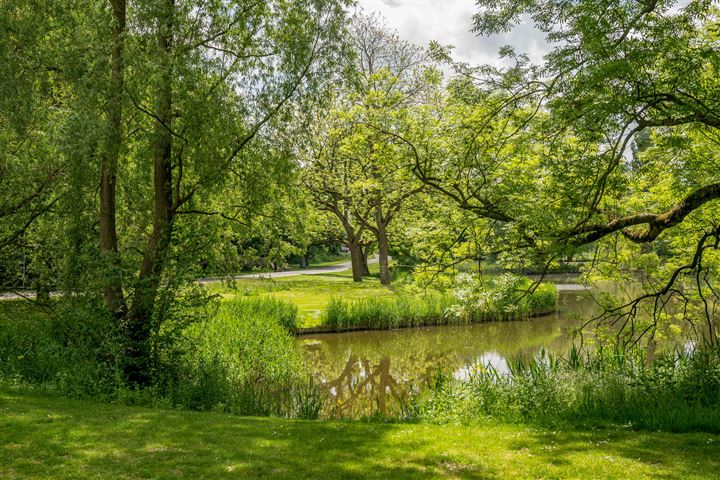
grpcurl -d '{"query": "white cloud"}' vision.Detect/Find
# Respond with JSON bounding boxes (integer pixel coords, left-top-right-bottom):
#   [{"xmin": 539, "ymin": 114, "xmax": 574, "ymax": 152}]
[{"xmin": 355, "ymin": 0, "xmax": 550, "ymax": 69}]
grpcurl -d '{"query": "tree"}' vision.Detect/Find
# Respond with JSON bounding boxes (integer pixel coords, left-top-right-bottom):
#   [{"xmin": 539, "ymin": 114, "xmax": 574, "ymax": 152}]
[
  {"xmin": 2, "ymin": 0, "xmax": 350, "ymax": 383},
  {"xmin": 0, "ymin": 1, "xmax": 75, "ymax": 291},
  {"xmin": 299, "ymin": 13, "xmax": 431, "ymax": 284},
  {"xmin": 422, "ymin": 0, "xmax": 720, "ymax": 345},
  {"xmin": 300, "ymin": 110, "xmax": 371, "ymax": 282}
]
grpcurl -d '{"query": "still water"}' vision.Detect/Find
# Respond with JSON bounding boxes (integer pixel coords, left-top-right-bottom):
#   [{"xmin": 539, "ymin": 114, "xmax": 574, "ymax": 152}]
[{"xmin": 298, "ymin": 282, "xmax": 607, "ymax": 417}]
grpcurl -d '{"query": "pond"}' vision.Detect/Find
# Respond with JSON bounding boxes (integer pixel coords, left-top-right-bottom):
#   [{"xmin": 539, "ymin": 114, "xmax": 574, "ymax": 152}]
[{"xmin": 297, "ymin": 278, "xmax": 689, "ymax": 418}]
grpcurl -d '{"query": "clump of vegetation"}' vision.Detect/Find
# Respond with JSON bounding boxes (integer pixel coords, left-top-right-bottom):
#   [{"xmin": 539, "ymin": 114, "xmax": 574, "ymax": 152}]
[
  {"xmin": 176, "ymin": 298, "xmax": 303, "ymax": 411},
  {"xmin": 448, "ymin": 273, "xmax": 558, "ymax": 322},
  {"xmin": 317, "ymin": 274, "xmax": 558, "ymax": 331},
  {"xmin": 321, "ymin": 294, "xmax": 457, "ymax": 330},
  {"xmin": 0, "ymin": 297, "xmax": 323, "ymax": 419},
  {"xmin": 403, "ymin": 346, "xmax": 720, "ymax": 433},
  {"xmin": 0, "ymin": 300, "xmax": 124, "ymax": 399}
]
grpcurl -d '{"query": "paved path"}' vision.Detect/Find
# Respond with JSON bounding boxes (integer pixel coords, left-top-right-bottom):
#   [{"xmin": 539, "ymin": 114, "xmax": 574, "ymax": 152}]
[
  {"xmin": 0, "ymin": 257, "xmax": 378, "ymax": 300},
  {"xmin": 197, "ymin": 256, "xmax": 378, "ymax": 283}
]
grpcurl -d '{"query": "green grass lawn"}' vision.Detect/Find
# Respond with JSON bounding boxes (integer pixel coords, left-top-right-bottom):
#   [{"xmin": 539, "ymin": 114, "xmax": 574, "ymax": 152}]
[
  {"xmin": 208, "ymin": 267, "xmax": 400, "ymax": 327},
  {"xmin": 2, "ymin": 391, "xmax": 719, "ymax": 479}
]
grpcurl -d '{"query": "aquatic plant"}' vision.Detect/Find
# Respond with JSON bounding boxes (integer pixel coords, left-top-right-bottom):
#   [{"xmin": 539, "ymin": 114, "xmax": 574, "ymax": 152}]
[
  {"xmin": 318, "ymin": 274, "xmax": 557, "ymax": 331},
  {"xmin": 403, "ymin": 345, "xmax": 720, "ymax": 432},
  {"xmin": 321, "ymin": 294, "xmax": 457, "ymax": 330}
]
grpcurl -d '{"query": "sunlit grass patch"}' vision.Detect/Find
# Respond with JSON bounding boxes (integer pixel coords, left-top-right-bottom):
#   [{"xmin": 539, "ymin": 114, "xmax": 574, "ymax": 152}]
[{"xmin": 1, "ymin": 391, "xmax": 720, "ymax": 479}]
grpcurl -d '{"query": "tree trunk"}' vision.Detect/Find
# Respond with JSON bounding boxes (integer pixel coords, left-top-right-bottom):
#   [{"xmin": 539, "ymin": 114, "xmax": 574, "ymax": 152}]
[
  {"xmin": 348, "ymin": 241, "xmax": 364, "ymax": 282},
  {"xmin": 124, "ymin": 0, "xmax": 175, "ymax": 385},
  {"xmin": 376, "ymin": 224, "xmax": 390, "ymax": 285},
  {"xmin": 373, "ymin": 199, "xmax": 391, "ymax": 284},
  {"xmin": 99, "ymin": 0, "xmax": 127, "ymax": 315},
  {"xmin": 361, "ymin": 242, "xmax": 371, "ymax": 276}
]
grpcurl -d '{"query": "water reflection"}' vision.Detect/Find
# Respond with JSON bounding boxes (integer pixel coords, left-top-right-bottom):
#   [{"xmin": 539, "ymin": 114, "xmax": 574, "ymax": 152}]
[
  {"xmin": 298, "ymin": 287, "xmax": 692, "ymax": 417},
  {"xmin": 299, "ymin": 290, "xmax": 599, "ymax": 417},
  {"xmin": 317, "ymin": 354, "xmax": 403, "ymax": 417}
]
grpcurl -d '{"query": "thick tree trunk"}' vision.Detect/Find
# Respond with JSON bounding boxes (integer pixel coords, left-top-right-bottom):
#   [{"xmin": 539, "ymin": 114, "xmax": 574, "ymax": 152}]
[
  {"xmin": 348, "ymin": 241, "xmax": 364, "ymax": 282},
  {"xmin": 100, "ymin": 0, "xmax": 127, "ymax": 315},
  {"xmin": 124, "ymin": 0, "xmax": 175, "ymax": 385},
  {"xmin": 361, "ymin": 242, "xmax": 372, "ymax": 276}
]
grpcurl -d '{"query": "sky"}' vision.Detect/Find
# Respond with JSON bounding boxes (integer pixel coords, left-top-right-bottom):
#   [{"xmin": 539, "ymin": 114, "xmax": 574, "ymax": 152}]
[{"xmin": 355, "ymin": 0, "xmax": 551, "ymax": 69}]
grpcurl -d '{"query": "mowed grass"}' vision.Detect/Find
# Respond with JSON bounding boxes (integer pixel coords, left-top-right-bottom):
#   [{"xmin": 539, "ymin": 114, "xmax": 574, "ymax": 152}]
[
  {"xmin": 2, "ymin": 391, "xmax": 719, "ymax": 479},
  {"xmin": 207, "ymin": 266, "xmax": 399, "ymax": 327}
]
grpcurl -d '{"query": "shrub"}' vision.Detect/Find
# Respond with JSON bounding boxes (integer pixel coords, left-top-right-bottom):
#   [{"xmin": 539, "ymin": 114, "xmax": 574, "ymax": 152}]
[
  {"xmin": 173, "ymin": 297, "xmax": 321, "ymax": 417},
  {"xmin": 0, "ymin": 299, "xmax": 123, "ymax": 399},
  {"xmin": 448, "ymin": 273, "xmax": 558, "ymax": 322},
  {"xmin": 0, "ymin": 297, "xmax": 320, "ymax": 419}
]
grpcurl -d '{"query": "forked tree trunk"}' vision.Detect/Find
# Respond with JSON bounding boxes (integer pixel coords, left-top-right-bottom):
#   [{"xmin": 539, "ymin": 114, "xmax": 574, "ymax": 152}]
[
  {"xmin": 124, "ymin": 0, "xmax": 175, "ymax": 385},
  {"xmin": 376, "ymin": 224, "xmax": 390, "ymax": 285}
]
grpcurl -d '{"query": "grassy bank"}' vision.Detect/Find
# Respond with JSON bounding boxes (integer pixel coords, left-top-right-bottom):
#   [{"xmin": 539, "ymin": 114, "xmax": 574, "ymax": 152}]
[
  {"xmin": 207, "ymin": 270, "xmax": 558, "ymax": 332},
  {"xmin": 207, "ymin": 269, "xmax": 396, "ymax": 327},
  {"xmin": 2, "ymin": 390, "xmax": 719, "ymax": 479},
  {"xmin": 311, "ymin": 275, "xmax": 558, "ymax": 333}
]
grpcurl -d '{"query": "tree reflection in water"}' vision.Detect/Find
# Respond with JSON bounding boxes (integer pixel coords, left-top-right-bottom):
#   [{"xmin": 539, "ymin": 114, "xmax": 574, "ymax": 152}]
[
  {"xmin": 321, "ymin": 354, "xmax": 405, "ymax": 417},
  {"xmin": 300, "ymin": 288, "xmax": 694, "ymax": 418}
]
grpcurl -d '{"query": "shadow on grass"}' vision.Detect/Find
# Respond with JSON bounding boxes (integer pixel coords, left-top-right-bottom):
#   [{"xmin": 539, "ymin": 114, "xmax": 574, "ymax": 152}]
[
  {"xmin": 0, "ymin": 393, "xmax": 497, "ymax": 479},
  {"xmin": 522, "ymin": 426, "xmax": 720, "ymax": 479},
  {"xmin": 2, "ymin": 392, "xmax": 720, "ymax": 479}
]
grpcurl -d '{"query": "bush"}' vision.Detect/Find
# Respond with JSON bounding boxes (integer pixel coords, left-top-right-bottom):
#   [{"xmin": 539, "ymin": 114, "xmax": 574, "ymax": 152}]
[
  {"xmin": 0, "ymin": 299, "xmax": 123, "ymax": 399},
  {"xmin": 0, "ymin": 297, "xmax": 321, "ymax": 419},
  {"xmin": 171, "ymin": 297, "xmax": 321, "ymax": 417},
  {"xmin": 448, "ymin": 273, "xmax": 558, "ymax": 322}
]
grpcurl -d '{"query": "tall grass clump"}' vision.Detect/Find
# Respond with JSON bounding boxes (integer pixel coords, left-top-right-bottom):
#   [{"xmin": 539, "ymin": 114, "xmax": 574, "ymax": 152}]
[
  {"xmin": 0, "ymin": 297, "xmax": 322, "ymax": 419},
  {"xmin": 321, "ymin": 294, "xmax": 457, "ymax": 330},
  {"xmin": 174, "ymin": 297, "xmax": 321, "ymax": 418},
  {"xmin": 318, "ymin": 274, "xmax": 557, "ymax": 331},
  {"xmin": 448, "ymin": 273, "xmax": 558, "ymax": 322},
  {"xmin": 0, "ymin": 299, "xmax": 124, "ymax": 398},
  {"xmin": 216, "ymin": 296, "xmax": 299, "ymax": 330},
  {"xmin": 404, "ymin": 345, "xmax": 720, "ymax": 432}
]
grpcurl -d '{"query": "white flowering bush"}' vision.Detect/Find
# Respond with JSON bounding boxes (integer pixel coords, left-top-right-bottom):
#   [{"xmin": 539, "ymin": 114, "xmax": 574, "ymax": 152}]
[{"xmin": 448, "ymin": 273, "xmax": 558, "ymax": 322}]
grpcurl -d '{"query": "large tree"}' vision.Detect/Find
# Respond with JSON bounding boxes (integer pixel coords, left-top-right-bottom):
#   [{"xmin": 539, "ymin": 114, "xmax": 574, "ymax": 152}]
[
  {"xmin": 3, "ymin": 0, "xmax": 349, "ymax": 383},
  {"xmin": 412, "ymin": 0, "xmax": 720, "ymax": 345},
  {"xmin": 300, "ymin": 13, "xmax": 431, "ymax": 284}
]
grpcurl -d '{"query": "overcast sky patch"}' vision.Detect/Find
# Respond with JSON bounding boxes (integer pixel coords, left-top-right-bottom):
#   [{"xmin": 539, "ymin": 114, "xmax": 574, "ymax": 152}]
[{"xmin": 356, "ymin": 0, "xmax": 550, "ymax": 70}]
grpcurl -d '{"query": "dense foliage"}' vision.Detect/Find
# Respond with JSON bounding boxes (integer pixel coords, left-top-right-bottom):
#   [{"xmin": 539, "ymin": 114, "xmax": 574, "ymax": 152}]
[{"xmin": 1, "ymin": 0, "xmax": 719, "ymax": 438}]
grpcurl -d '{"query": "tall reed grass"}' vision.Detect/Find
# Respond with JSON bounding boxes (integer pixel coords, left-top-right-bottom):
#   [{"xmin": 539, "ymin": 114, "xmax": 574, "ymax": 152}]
[
  {"xmin": 321, "ymin": 294, "xmax": 457, "ymax": 330},
  {"xmin": 0, "ymin": 297, "xmax": 323, "ymax": 419},
  {"xmin": 319, "ymin": 276, "xmax": 558, "ymax": 331},
  {"xmin": 403, "ymin": 345, "xmax": 720, "ymax": 432},
  {"xmin": 171, "ymin": 297, "xmax": 322, "ymax": 417}
]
